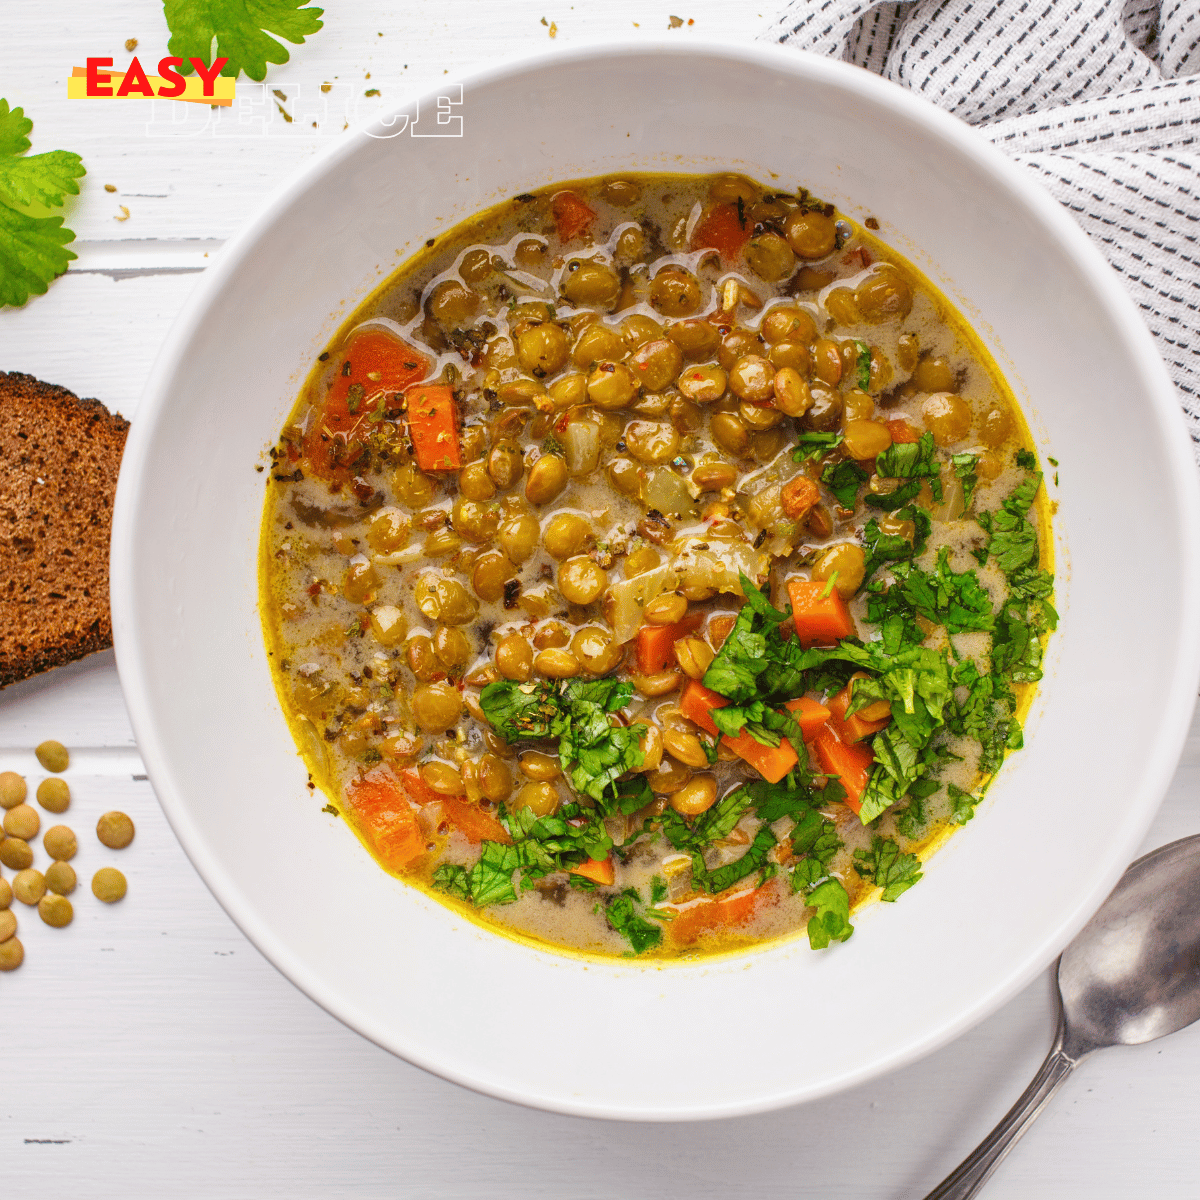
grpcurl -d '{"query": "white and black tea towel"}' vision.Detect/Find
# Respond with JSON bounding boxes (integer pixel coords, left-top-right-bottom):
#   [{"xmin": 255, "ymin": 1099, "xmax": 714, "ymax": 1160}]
[{"xmin": 763, "ymin": 0, "xmax": 1200, "ymax": 463}]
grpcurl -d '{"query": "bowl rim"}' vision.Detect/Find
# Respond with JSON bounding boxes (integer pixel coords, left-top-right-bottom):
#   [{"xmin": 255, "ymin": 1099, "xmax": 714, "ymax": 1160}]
[{"xmin": 111, "ymin": 37, "xmax": 1200, "ymax": 1121}]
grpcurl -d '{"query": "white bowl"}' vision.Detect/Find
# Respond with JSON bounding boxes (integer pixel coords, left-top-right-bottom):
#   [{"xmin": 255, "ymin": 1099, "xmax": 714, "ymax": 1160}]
[{"xmin": 111, "ymin": 41, "xmax": 1200, "ymax": 1120}]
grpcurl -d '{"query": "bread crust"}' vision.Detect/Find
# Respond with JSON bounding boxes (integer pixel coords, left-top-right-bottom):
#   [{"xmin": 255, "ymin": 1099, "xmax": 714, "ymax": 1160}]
[{"xmin": 0, "ymin": 371, "xmax": 129, "ymax": 687}]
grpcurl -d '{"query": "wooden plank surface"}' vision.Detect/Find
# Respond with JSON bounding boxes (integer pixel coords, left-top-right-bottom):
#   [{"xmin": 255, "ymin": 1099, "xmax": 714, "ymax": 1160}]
[{"xmin": 3, "ymin": 3, "xmax": 1200, "ymax": 1195}]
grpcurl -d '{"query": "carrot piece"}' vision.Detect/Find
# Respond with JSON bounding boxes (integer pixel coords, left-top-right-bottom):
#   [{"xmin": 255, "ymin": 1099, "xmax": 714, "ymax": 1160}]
[
  {"xmin": 666, "ymin": 884, "xmax": 766, "ymax": 945},
  {"xmin": 787, "ymin": 578, "xmax": 857, "ymax": 648},
  {"xmin": 690, "ymin": 203, "xmax": 751, "ymax": 262},
  {"xmin": 635, "ymin": 612, "xmax": 704, "ymax": 674},
  {"xmin": 552, "ymin": 190, "xmax": 596, "ymax": 242},
  {"xmin": 570, "ymin": 857, "xmax": 615, "ymax": 886},
  {"xmin": 398, "ymin": 767, "xmax": 443, "ymax": 807},
  {"xmin": 405, "ymin": 383, "xmax": 461, "ymax": 473},
  {"xmin": 885, "ymin": 418, "xmax": 920, "ymax": 444},
  {"xmin": 827, "ymin": 678, "xmax": 890, "ymax": 744},
  {"xmin": 722, "ymin": 728, "xmax": 799, "ymax": 783},
  {"xmin": 679, "ymin": 678, "xmax": 724, "ymax": 736},
  {"xmin": 787, "ymin": 695, "xmax": 834, "ymax": 741},
  {"xmin": 679, "ymin": 682, "xmax": 830, "ymax": 781},
  {"xmin": 346, "ymin": 770, "xmax": 425, "ymax": 869},
  {"xmin": 438, "ymin": 794, "xmax": 512, "ymax": 845},
  {"xmin": 782, "ymin": 474, "xmax": 821, "ymax": 520},
  {"xmin": 813, "ymin": 725, "xmax": 875, "ymax": 815},
  {"xmin": 303, "ymin": 329, "xmax": 431, "ymax": 479}
]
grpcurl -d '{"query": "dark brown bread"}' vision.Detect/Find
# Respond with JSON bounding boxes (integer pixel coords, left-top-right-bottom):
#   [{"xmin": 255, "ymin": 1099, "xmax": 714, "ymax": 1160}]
[{"xmin": 0, "ymin": 372, "xmax": 129, "ymax": 687}]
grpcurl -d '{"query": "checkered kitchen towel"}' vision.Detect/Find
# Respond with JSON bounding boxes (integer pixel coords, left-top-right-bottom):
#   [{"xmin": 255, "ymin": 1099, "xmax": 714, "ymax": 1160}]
[{"xmin": 764, "ymin": 0, "xmax": 1200, "ymax": 463}]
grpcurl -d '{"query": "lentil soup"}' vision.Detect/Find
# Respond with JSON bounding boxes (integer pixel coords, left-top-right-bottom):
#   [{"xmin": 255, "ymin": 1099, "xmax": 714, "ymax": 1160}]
[{"xmin": 259, "ymin": 172, "xmax": 1054, "ymax": 960}]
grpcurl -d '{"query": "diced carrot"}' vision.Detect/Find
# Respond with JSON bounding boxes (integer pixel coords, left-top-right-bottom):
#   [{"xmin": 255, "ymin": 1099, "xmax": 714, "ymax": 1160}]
[
  {"xmin": 813, "ymin": 725, "xmax": 875, "ymax": 815},
  {"xmin": 679, "ymin": 682, "xmax": 831, "ymax": 782},
  {"xmin": 635, "ymin": 611, "xmax": 704, "ymax": 674},
  {"xmin": 398, "ymin": 767, "xmax": 443, "ymax": 807},
  {"xmin": 722, "ymin": 727, "xmax": 798, "ymax": 783},
  {"xmin": 679, "ymin": 678, "xmax": 724, "ymax": 736},
  {"xmin": 787, "ymin": 578, "xmax": 857, "ymax": 647},
  {"xmin": 690, "ymin": 203, "xmax": 751, "ymax": 262},
  {"xmin": 346, "ymin": 769, "xmax": 425, "ymax": 869},
  {"xmin": 665, "ymin": 884, "xmax": 767, "ymax": 945},
  {"xmin": 438, "ymin": 794, "xmax": 512, "ymax": 845},
  {"xmin": 782, "ymin": 474, "xmax": 821, "ymax": 520},
  {"xmin": 827, "ymin": 676, "xmax": 891, "ymax": 744},
  {"xmin": 787, "ymin": 695, "xmax": 834, "ymax": 740},
  {"xmin": 885, "ymin": 418, "xmax": 920, "ymax": 444},
  {"xmin": 405, "ymin": 383, "xmax": 461, "ymax": 473},
  {"xmin": 552, "ymin": 190, "xmax": 596, "ymax": 242},
  {"xmin": 303, "ymin": 328, "xmax": 431, "ymax": 479},
  {"xmin": 570, "ymin": 857, "xmax": 615, "ymax": 886}
]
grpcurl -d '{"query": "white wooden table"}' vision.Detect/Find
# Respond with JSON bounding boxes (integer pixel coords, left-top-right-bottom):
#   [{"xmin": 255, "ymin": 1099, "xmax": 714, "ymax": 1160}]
[{"xmin": 3, "ymin": 4, "xmax": 1199, "ymax": 1195}]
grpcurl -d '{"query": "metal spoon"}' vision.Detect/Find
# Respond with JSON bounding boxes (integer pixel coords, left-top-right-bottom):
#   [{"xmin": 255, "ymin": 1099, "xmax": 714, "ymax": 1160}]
[{"xmin": 925, "ymin": 833, "xmax": 1200, "ymax": 1199}]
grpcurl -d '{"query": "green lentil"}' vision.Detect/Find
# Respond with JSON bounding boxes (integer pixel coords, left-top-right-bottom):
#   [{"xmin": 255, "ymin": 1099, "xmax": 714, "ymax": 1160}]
[
  {"xmin": 4, "ymin": 803, "xmax": 39, "ymax": 840},
  {"xmin": 0, "ymin": 909, "xmax": 14, "ymax": 942},
  {"xmin": 43, "ymin": 825, "xmax": 77, "ymax": 861},
  {"xmin": 35, "ymin": 740, "xmax": 70, "ymax": 773},
  {"xmin": 0, "ymin": 877, "xmax": 11, "ymax": 908},
  {"xmin": 36, "ymin": 778, "xmax": 70, "ymax": 813},
  {"xmin": 12, "ymin": 868, "xmax": 45, "ymax": 906},
  {"xmin": 0, "ymin": 838, "xmax": 33, "ymax": 871},
  {"xmin": 92, "ymin": 867, "xmax": 127, "ymax": 903},
  {"xmin": 38, "ymin": 893, "xmax": 73, "ymax": 928},
  {"xmin": 0, "ymin": 936, "xmax": 24, "ymax": 970},
  {"xmin": 0, "ymin": 771, "xmax": 27, "ymax": 809},
  {"xmin": 44, "ymin": 861, "xmax": 76, "ymax": 896},
  {"xmin": 96, "ymin": 811, "xmax": 135, "ymax": 850}
]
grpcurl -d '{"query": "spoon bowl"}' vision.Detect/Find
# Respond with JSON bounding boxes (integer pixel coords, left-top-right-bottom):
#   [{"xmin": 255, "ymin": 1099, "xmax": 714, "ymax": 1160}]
[
  {"xmin": 927, "ymin": 833, "xmax": 1200, "ymax": 1199},
  {"xmin": 1060, "ymin": 834, "xmax": 1200, "ymax": 1053}
]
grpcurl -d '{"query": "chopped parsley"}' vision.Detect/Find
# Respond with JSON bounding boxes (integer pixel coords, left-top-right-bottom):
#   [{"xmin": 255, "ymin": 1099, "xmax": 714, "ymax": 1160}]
[
  {"xmin": 606, "ymin": 890, "xmax": 662, "ymax": 954},
  {"xmin": 821, "ymin": 458, "xmax": 869, "ymax": 509},
  {"xmin": 854, "ymin": 835, "xmax": 923, "ymax": 902},
  {"xmin": 854, "ymin": 340, "xmax": 872, "ymax": 390}
]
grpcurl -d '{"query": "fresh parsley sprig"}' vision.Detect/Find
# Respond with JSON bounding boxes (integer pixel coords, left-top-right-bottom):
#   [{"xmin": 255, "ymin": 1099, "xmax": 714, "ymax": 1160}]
[
  {"xmin": 0, "ymin": 100, "xmax": 85, "ymax": 308},
  {"xmin": 166, "ymin": 0, "xmax": 326, "ymax": 81}
]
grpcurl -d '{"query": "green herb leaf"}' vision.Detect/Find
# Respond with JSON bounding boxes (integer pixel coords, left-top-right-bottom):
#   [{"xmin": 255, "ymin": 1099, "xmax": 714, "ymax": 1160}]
[
  {"xmin": 876, "ymin": 431, "xmax": 939, "ymax": 479},
  {"xmin": 806, "ymin": 877, "xmax": 854, "ymax": 949},
  {"xmin": 854, "ymin": 834, "xmax": 923, "ymax": 902},
  {"xmin": 792, "ymin": 432, "xmax": 844, "ymax": 463},
  {"xmin": 0, "ymin": 100, "xmax": 84, "ymax": 309},
  {"xmin": 606, "ymin": 892, "xmax": 662, "ymax": 954},
  {"xmin": 947, "ymin": 782, "xmax": 981, "ymax": 825},
  {"xmin": 1014, "ymin": 448, "xmax": 1038, "ymax": 471},
  {"xmin": 821, "ymin": 459, "xmax": 869, "ymax": 509},
  {"xmin": 855, "ymin": 340, "xmax": 872, "ymax": 390},
  {"xmin": 165, "ymin": 0, "xmax": 326, "ymax": 81}
]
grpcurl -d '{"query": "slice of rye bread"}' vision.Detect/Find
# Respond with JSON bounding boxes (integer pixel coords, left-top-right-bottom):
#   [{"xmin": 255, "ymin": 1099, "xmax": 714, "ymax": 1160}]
[{"xmin": 0, "ymin": 371, "xmax": 130, "ymax": 687}]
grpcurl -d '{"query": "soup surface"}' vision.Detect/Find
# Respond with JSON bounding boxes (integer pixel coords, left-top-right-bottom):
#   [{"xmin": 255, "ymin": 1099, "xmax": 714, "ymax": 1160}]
[{"xmin": 259, "ymin": 172, "xmax": 1055, "ymax": 960}]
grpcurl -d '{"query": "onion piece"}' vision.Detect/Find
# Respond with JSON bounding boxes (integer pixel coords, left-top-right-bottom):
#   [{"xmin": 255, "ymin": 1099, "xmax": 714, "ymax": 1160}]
[{"xmin": 563, "ymin": 418, "xmax": 600, "ymax": 476}]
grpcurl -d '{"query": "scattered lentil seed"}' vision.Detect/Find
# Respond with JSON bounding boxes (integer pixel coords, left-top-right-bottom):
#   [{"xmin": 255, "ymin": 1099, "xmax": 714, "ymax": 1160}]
[
  {"xmin": 13, "ymin": 868, "xmax": 46, "ymax": 906},
  {"xmin": 96, "ymin": 811, "xmax": 135, "ymax": 849},
  {"xmin": 38, "ymin": 893, "xmax": 73, "ymax": 928},
  {"xmin": 35, "ymin": 740, "xmax": 69, "ymax": 773},
  {"xmin": 92, "ymin": 867, "xmax": 127, "ymax": 903},
  {"xmin": 0, "ymin": 877, "xmax": 11, "ymax": 908},
  {"xmin": 4, "ymin": 803, "xmax": 39, "ymax": 840},
  {"xmin": 0, "ymin": 838, "xmax": 33, "ymax": 870},
  {"xmin": 0, "ymin": 771, "xmax": 26, "ymax": 808},
  {"xmin": 0, "ymin": 909, "xmax": 14, "ymax": 941},
  {"xmin": 0, "ymin": 936, "xmax": 24, "ymax": 970},
  {"xmin": 43, "ymin": 825, "xmax": 77, "ymax": 861},
  {"xmin": 36, "ymin": 777, "xmax": 70, "ymax": 813},
  {"xmin": 44, "ymin": 861, "xmax": 76, "ymax": 896}
]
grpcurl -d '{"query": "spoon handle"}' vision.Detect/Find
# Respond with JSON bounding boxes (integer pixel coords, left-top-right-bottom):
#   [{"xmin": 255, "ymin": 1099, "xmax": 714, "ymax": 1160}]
[{"xmin": 923, "ymin": 1021, "xmax": 1081, "ymax": 1200}]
